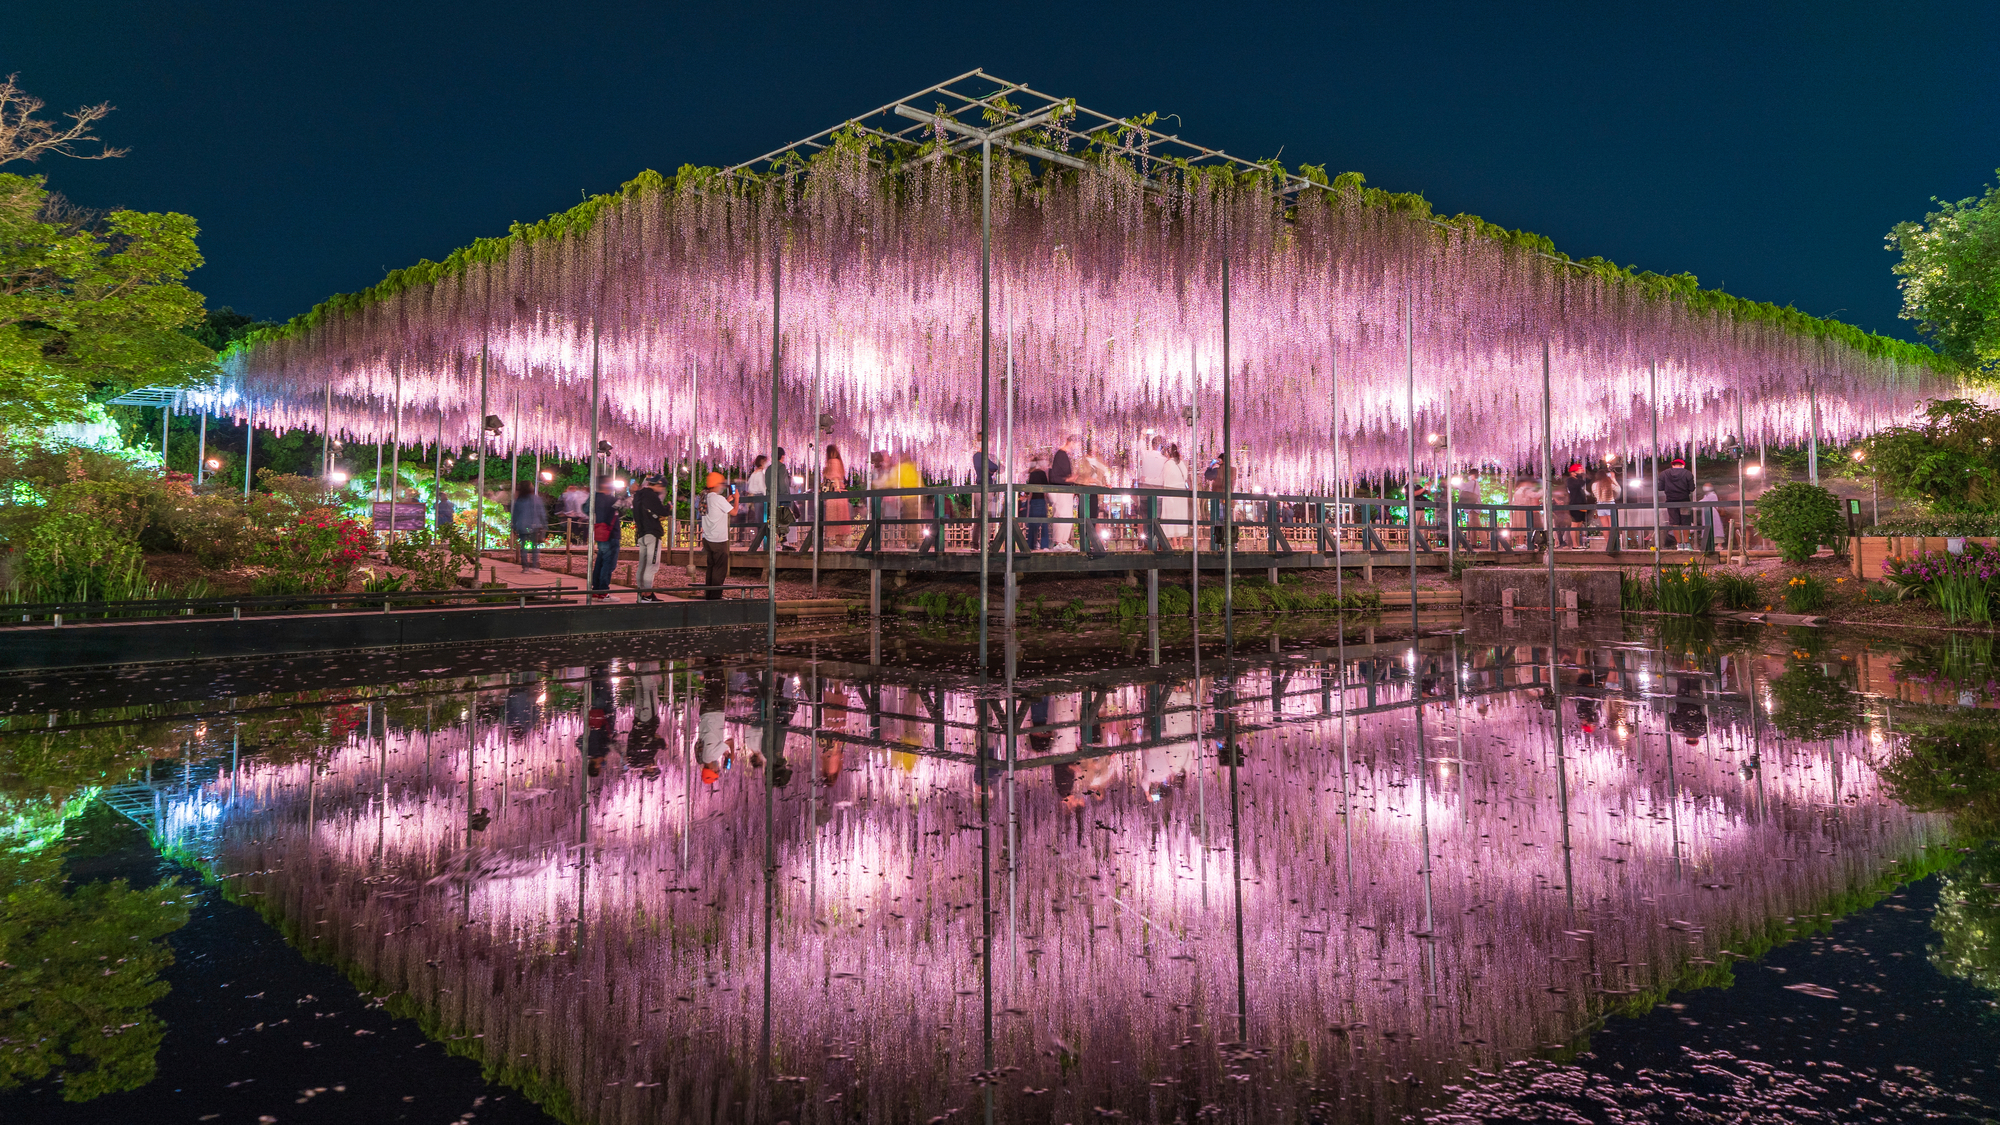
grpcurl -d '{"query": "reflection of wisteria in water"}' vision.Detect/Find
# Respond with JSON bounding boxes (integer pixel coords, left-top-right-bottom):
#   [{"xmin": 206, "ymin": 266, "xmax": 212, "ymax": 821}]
[{"xmin": 186, "ymin": 643, "xmax": 1942, "ymax": 1124}]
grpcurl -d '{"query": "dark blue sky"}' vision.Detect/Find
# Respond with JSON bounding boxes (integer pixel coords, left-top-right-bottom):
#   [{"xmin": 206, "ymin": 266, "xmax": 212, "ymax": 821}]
[{"xmin": 18, "ymin": 1, "xmax": 1999, "ymax": 340}]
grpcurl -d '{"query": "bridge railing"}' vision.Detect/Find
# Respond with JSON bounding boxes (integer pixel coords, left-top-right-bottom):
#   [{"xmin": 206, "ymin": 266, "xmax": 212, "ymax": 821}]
[{"xmin": 724, "ymin": 483, "xmax": 1756, "ymax": 558}]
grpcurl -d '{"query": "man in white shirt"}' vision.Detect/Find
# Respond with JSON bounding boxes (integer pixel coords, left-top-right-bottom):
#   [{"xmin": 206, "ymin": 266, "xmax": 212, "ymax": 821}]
[{"xmin": 701, "ymin": 471, "xmax": 736, "ymax": 600}]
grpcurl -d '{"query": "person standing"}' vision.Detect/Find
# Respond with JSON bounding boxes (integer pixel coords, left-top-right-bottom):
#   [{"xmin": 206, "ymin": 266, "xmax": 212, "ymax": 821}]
[
  {"xmin": 823, "ymin": 444, "xmax": 850, "ymax": 548},
  {"xmin": 1023, "ymin": 464, "xmax": 1050, "ymax": 551},
  {"xmin": 632, "ymin": 473, "xmax": 669, "ymax": 601},
  {"xmin": 559, "ymin": 482, "xmax": 588, "ymax": 544},
  {"xmin": 768, "ymin": 448, "xmax": 799, "ymax": 551},
  {"xmin": 1049, "ymin": 436, "xmax": 1078, "ymax": 550},
  {"xmin": 741, "ymin": 455, "xmax": 768, "ymax": 545},
  {"xmin": 589, "ymin": 474, "xmax": 621, "ymax": 600},
  {"xmin": 969, "ymin": 431, "xmax": 1001, "ymax": 525},
  {"xmin": 700, "ymin": 471, "xmax": 736, "ymax": 600},
  {"xmin": 1563, "ymin": 462, "xmax": 1594, "ymax": 548},
  {"xmin": 434, "ymin": 488, "xmax": 457, "ymax": 535},
  {"xmin": 1160, "ymin": 442, "xmax": 1191, "ymax": 540},
  {"xmin": 1659, "ymin": 456, "xmax": 1696, "ymax": 550},
  {"xmin": 1205, "ymin": 453, "xmax": 1234, "ymax": 550},
  {"xmin": 510, "ymin": 480, "xmax": 546, "ymax": 571}
]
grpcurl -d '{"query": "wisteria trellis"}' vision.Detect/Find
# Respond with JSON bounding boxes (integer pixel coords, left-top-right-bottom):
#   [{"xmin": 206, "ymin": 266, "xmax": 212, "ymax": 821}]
[{"xmin": 224, "ymin": 75, "xmax": 1952, "ymax": 488}]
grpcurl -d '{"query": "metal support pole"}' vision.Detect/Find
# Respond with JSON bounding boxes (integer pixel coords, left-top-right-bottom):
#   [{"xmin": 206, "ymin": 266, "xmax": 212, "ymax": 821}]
[
  {"xmin": 687, "ymin": 359, "xmax": 700, "ymax": 581},
  {"xmin": 389, "ymin": 361, "xmax": 402, "ymax": 545},
  {"xmin": 1444, "ymin": 387, "xmax": 1454, "ymax": 569},
  {"xmin": 161, "ymin": 403, "xmax": 171, "ymax": 466},
  {"xmin": 477, "ymin": 346, "xmax": 489, "ymax": 559},
  {"xmin": 812, "ymin": 342, "xmax": 822, "ymax": 596},
  {"xmin": 1649, "ymin": 359, "xmax": 1662, "ymax": 580},
  {"xmin": 1543, "ymin": 345, "xmax": 1557, "ymax": 615},
  {"xmin": 1222, "ymin": 256, "xmax": 1234, "ymax": 642},
  {"xmin": 321, "ymin": 381, "xmax": 332, "ymax": 477},
  {"xmin": 1004, "ymin": 290, "xmax": 1017, "ymax": 629},
  {"xmin": 1189, "ymin": 344, "xmax": 1200, "ymax": 618},
  {"xmin": 768, "ymin": 243, "xmax": 781, "ymax": 643},
  {"xmin": 1331, "ymin": 350, "xmax": 1342, "ymax": 607},
  {"xmin": 242, "ymin": 392, "xmax": 255, "ymax": 500},
  {"xmin": 978, "ymin": 135, "xmax": 993, "ymax": 665},
  {"xmin": 1406, "ymin": 295, "xmax": 1418, "ymax": 627},
  {"xmin": 1737, "ymin": 396, "xmax": 1749, "ymax": 564},
  {"xmin": 196, "ymin": 409, "xmax": 208, "ymax": 486},
  {"xmin": 1807, "ymin": 373, "xmax": 1820, "ymax": 485},
  {"xmin": 586, "ymin": 327, "xmax": 600, "ymax": 590}
]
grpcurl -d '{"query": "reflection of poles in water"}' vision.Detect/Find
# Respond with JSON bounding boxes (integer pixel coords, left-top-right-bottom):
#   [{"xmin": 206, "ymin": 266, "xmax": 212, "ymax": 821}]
[
  {"xmin": 1337, "ymin": 630, "xmax": 1354, "ymax": 897},
  {"xmin": 1414, "ymin": 652, "xmax": 1437, "ymax": 993},
  {"xmin": 808, "ymin": 651, "xmax": 819, "ymax": 917},
  {"xmin": 1453, "ymin": 635, "xmax": 1468, "ymax": 823},
  {"xmin": 1005, "ymin": 636, "xmax": 1019, "ymax": 1002},
  {"xmin": 1193, "ymin": 617, "xmax": 1209, "ymax": 910},
  {"xmin": 1223, "ymin": 658, "xmax": 1250, "ymax": 1045},
  {"xmin": 978, "ymin": 697, "xmax": 996, "ymax": 1125},
  {"xmin": 1659, "ymin": 630, "xmax": 1682, "ymax": 877},
  {"xmin": 1542, "ymin": 346, "xmax": 1575, "ymax": 914},
  {"xmin": 375, "ymin": 701, "xmax": 387, "ymax": 867},
  {"xmin": 759, "ymin": 665, "xmax": 777, "ymax": 1079}
]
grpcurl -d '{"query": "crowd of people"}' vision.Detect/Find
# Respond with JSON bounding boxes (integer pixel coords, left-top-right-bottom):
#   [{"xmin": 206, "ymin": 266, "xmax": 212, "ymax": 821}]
[{"xmin": 467, "ymin": 442, "xmax": 1728, "ymax": 604}]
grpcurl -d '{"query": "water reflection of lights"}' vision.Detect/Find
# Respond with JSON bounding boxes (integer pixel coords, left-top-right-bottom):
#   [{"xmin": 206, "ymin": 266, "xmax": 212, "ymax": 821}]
[{"xmin": 171, "ymin": 650, "xmax": 1943, "ymax": 1124}]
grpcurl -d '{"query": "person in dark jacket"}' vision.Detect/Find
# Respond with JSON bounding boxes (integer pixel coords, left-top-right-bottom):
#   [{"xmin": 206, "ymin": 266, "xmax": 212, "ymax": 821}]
[
  {"xmin": 631, "ymin": 474, "xmax": 669, "ymax": 601},
  {"xmin": 1659, "ymin": 457, "xmax": 1696, "ymax": 549},
  {"xmin": 1564, "ymin": 462, "xmax": 1594, "ymax": 548},
  {"xmin": 1048, "ymin": 438, "xmax": 1077, "ymax": 550},
  {"xmin": 589, "ymin": 475, "xmax": 621, "ymax": 599},
  {"xmin": 1024, "ymin": 466, "xmax": 1050, "ymax": 551}
]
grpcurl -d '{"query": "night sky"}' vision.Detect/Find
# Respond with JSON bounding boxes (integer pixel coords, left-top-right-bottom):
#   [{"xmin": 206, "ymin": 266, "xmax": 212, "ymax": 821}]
[{"xmin": 17, "ymin": 1, "xmax": 1999, "ymax": 341}]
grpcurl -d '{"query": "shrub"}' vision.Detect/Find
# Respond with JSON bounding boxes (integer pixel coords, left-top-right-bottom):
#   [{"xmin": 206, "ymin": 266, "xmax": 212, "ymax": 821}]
[
  {"xmin": 1753, "ymin": 482, "xmax": 1849, "ymax": 563},
  {"xmin": 1620, "ymin": 573, "xmax": 1655, "ymax": 610},
  {"xmin": 251, "ymin": 511, "xmax": 375, "ymax": 593},
  {"xmin": 383, "ymin": 524, "xmax": 474, "ymax": 592},
  {"xmin": 1715, "ymin": 573, "xmax": 1760, "ymax": 610}
]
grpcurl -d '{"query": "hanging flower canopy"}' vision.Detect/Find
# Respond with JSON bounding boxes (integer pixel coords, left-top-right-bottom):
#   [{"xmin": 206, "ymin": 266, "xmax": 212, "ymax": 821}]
[{"xmin": 225, "ymin": 71, "xmax": 1949, "ymax": 489}]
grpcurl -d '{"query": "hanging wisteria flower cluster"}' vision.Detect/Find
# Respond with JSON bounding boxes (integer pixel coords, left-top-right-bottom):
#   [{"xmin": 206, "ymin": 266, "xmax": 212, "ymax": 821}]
[{"xmin": 225, "ymin": 113, "xmax": 1950, "ymax": 489}]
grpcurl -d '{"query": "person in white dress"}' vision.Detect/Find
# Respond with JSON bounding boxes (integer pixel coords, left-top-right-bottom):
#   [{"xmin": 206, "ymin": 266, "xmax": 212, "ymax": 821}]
[{"xmin": 1160, "ymin": 442, "xmax": 1192, "ymax": 537}]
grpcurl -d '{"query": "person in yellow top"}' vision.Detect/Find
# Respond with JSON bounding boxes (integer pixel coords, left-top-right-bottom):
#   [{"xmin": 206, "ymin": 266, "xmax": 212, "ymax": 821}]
[{"xmin": 891, "ymin": 452, "xmax": 923, "ymax": 547}]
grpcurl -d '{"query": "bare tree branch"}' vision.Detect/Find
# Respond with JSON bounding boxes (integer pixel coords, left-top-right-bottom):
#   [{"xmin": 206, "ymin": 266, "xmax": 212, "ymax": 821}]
[{"xmin": 0, "ymin": 74, "xmax": 128, "ymax": 165}]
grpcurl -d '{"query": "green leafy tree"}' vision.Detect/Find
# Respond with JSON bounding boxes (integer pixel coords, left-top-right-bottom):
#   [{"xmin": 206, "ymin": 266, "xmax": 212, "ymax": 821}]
[
  {"xmin": 1752, "ymin": 481, "xmax": 1849, "ymax": 562},
  {"xmin": 1933, "ymin": 843, "xmax": 2000, "ymax": 1000},
  {"xmin": 1863, "ymin": 398, "xmax": 2000, "ymax": 513},
  {"xmin": 1889, "ymin": 171, "xmax": 2000, "ymax": 380},
  {"xmin": 1881, "ymin": 716, "xmax": 2000, "ymax": 837},
  {"xmin": 1768, "ymin": 661, "xmax": 1863, "ymax": 743},
  {"xmin": 0, "ymin": 822, "xmax": 189, "ymax": 1101},
  {"xmin": 0, "ymin": 80, "xmax": 214, "ymax": 430}
]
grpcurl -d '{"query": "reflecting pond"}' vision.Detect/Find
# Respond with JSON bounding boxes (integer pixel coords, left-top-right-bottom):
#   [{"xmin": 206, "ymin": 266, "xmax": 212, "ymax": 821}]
[{"xmin": 5, "ymin": 614, "xmax": 2000, "ymax": 1122}]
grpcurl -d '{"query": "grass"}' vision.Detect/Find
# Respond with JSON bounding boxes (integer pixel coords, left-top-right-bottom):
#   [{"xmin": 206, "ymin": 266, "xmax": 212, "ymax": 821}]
[
  {"xmin": 1654, "ymin": 565, "xmax": 1714, "ymax": 616},
  {"xmin": 1715, "ymin": 573, "xmax": 1760, "ymax": 611}
]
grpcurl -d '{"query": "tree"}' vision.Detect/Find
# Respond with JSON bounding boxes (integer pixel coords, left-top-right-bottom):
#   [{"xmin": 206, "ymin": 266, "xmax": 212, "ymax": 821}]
[
  {"xmin": 1863, "ymin": 398, "xmax": 2000, "ymax": 512},
  {"xmin": 0, "ymin": 75, "xmax": 125, "ymax": 165},
  {"xmin": 1888, "ymin": 172, "xmax": 2000, "ymax": 380},
  {"xmin": 0, "ymin": 822, "xmax": 188, "ymax": 1101},
  {"xmin": 0, "ymin": 80, "xmax": 214, "ymax": 431}
]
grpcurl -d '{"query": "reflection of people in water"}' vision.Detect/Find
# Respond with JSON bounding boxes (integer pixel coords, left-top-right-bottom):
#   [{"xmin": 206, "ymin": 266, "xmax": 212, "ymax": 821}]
[
  {"xmin": 1667, "ymin": 670, "xmax": 1708, "ymax": 744},
  {"xmin": 749, "ymin": 669, "xmax": 795, "ymax": 788},
  {"xmin": 625, "ymin": 666, "xmax": 664, "ymax": 778},
  {"xmin": 1573, "ymin": 670, "xmax": 1601, "ymax": 733},
  {"xmin": 697, "ymin": 660, "xmax": 733, "ymax": 785},
  {"xmin": 505, "ymin": 671, "xmax": 540, "ymax": 740},
  {"xmin": 582, "ymin": 664, "xmax": 615, "ymax": 777},
  {"xmin": 817, "ymin": 735, "xmax": 842, "ymax": 787}
]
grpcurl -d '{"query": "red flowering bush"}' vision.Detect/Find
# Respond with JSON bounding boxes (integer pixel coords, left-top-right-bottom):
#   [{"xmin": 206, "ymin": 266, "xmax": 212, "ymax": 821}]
[{"xmin": 248, "ymin": 507, "xmax": 375, "ymax": 592}]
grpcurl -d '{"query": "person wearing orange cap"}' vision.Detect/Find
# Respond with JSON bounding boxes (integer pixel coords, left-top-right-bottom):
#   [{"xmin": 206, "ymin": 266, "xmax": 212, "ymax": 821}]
[{"xmin": 700, "ymin": 470, "xmax": 736, "ymax": 600}]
